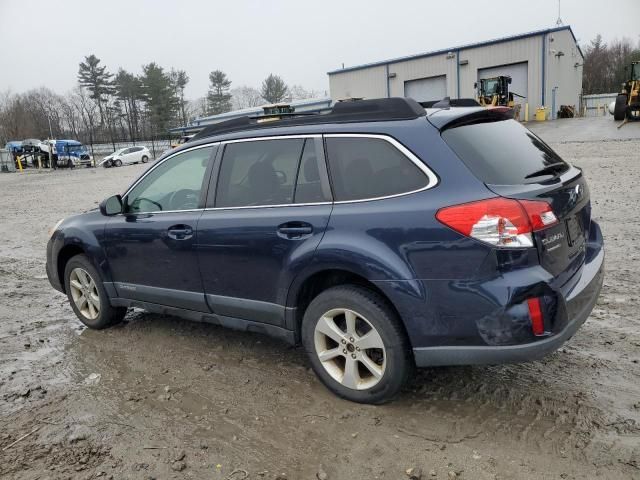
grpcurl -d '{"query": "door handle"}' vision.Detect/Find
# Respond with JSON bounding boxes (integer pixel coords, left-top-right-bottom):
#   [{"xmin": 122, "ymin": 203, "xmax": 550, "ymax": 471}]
[
  {"xmin": 277, "ymin": 222, "xmax": 313, "ymax": 239},
  {"xmin": 167, "ymin": 225, "xmax": 194, "ymax": 240}
]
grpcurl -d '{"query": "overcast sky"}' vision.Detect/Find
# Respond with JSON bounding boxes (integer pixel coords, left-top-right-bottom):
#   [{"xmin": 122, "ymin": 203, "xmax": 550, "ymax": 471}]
[{"xmin": 1, "ymin": 0, "xmax": 638, "ymax": 99}]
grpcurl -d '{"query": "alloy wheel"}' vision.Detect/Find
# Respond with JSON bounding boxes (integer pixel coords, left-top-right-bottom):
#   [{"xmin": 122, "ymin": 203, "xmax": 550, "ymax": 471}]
[
  {"xmin": 313, "ymin": 308, "xmax": 386, "ymax": 390},
  {"xmin": 69, "ymin": 267, "xmax": 100, "ymax": 320}
]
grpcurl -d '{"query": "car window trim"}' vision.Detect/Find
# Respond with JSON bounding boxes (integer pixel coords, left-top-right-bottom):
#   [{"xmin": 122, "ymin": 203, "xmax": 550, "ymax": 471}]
[
  {"xmin": 119, "ymin": 143, "xmax": 219, "ymax": 215},
  {"xmin": 205, "ymin": 134, "xmax": 330, "ymax": 210},
  {"xmin": 323, "ymin": 133, "xmax": 439, "ymax": 204},
  {"xmin": 201, "ymin": 133, "xmax": 438, "ymax": 211}
]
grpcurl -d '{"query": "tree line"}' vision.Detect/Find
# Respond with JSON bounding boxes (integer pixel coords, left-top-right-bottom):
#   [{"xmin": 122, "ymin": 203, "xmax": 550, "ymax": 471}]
[
  {"xmin": 3, "ymin": 34, "xmax": 637, "ymax": 147},
  {"xmin": 582, "ymin": 35, "xmax": 640, "ymax": 94},
  {"xmin": 0, "ymin": 54, "xmax": 323, "ymax": 147}
]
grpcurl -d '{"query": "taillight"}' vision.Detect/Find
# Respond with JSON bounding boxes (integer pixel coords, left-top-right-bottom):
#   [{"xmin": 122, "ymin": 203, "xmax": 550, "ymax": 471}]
[{"xmin": 436, "ymin": 197, "xmax": 557, "ymax": 248}]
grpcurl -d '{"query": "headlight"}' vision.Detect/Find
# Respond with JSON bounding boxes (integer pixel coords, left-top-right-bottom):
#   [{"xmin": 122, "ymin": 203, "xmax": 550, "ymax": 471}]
[{"xmin": 48, "ymin": 218, "xmax": 65, "ymax": 238}]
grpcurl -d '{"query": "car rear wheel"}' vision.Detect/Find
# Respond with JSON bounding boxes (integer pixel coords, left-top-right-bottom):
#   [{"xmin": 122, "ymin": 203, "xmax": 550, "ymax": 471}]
[
  {"xmin": 301, "ymin": 285, "xmax": 413, "ymax": 404},
  {"xmin": 114, "ymin": 159, "xmax": 122, "ymax": 167},
  {"xmin": 141, "ymin": 155, "xmax": 149, "ymax": 163},
  {"xmin": 63, "ymin": 254, "xmax": 127, "ymax": 329}
]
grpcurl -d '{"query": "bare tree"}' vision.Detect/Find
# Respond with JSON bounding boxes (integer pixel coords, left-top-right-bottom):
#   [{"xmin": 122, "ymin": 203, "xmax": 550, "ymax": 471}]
[
  {"xmin": 582, "ymin": 35, "xmax": 640, "ymax": 94},
  {"xmin": 231, "ymin": 86, "xmax": 264, "ymax": 109}
]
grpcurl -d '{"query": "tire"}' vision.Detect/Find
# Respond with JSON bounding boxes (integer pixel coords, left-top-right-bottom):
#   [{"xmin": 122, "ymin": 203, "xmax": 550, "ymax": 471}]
[
  {"xmin": 141, "ymin": 155, "xmax": 149, "ymax": 163},
  {"xmin": 63, "ymin": 254, "xmax": 127, "ymax": 329},
  {"xmin": 67, "ymin": 159, "xmax": 74, "ymax": 169},
  {"xmin": 301, "ymin": 285, "xmax": 413, "ymax": 404},
  {"xmin": 614, "ymin": 94, "xmax": 627, "ymax": 121},
  {"xmin": 114, "ymin": 159, "xmax": 122, "ymax": 167}
]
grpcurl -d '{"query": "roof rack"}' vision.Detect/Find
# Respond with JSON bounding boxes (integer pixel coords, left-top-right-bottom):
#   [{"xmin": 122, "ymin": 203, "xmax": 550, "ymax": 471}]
[{"xmin": 192, "ymin": 97, "xmax": 426, "ymax": 141}]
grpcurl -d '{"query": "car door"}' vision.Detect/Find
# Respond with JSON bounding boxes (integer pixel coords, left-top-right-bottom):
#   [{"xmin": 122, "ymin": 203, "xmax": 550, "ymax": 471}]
[
  {"xmin": 115, "ymin": 148, "xmax": 129, "ymax": 164},
  {"xmin": 104, "ymin": 144, "xmax": 217, "ymax": 311},
  {"xmin": 123, "ymin": 147, "xmax": 138, "ymax": 165},
  {"xmin": 131, "ymin": 147, "xmax": 143, "ymax": 163},
  {"xmin": 196, "ymin": 135, "xmax": 333, "ymax": 326}
]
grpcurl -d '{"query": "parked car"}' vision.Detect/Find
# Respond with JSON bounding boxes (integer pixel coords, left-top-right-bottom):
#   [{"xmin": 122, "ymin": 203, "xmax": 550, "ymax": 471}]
[
  {"xmin": 46, "ymin": 98, "xmax": 604, "ymax": 404},
  {"xmin": 100, "ymin": 146, "xmax": 151, "ymax": 167}
]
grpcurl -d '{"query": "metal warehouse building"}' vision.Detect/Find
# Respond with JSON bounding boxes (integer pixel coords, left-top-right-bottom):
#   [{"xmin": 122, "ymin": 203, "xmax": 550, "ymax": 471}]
[{"xmin": 328, "ymin": 26, "xmax": 583, "ymax": 121}]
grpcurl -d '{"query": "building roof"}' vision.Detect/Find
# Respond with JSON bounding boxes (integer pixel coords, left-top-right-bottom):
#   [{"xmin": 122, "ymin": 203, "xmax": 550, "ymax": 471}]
[{"xmin": 328, "ymin": 25, "xmax": 583, "ymax": 75}]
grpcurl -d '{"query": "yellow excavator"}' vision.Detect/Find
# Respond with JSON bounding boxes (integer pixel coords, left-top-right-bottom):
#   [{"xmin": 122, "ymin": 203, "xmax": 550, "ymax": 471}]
[
  {"xmin": 475, "ymin": 76, "xmax": 525, "ymax": 107},
  {"xmin": 613, "ymin": 61, "xmax": 640, "ymax": 122}
]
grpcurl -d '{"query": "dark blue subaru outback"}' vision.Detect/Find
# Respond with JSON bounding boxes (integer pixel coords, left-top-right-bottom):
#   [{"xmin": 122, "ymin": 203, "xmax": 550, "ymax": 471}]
[{"xmin": 47, "ymin": 98, "xmax": 604, "ymax": 403}]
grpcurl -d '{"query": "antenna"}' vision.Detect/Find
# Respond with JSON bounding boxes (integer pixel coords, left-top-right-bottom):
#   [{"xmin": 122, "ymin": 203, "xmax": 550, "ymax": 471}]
[{"xmin": 555, "ymin": 0, "xmax": 564, "ymax": 26}]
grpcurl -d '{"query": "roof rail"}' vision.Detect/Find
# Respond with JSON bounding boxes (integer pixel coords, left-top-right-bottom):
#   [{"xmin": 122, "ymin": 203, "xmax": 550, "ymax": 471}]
[{"xmin": 192, "ymin": 97, "xmax": 426, "ymax": 141}]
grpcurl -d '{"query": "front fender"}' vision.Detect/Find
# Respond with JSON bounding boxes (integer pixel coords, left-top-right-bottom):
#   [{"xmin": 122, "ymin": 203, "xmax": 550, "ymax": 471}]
[{"xmin": 48, "ymin": 211, "xmax": 109, "ymax": 289}]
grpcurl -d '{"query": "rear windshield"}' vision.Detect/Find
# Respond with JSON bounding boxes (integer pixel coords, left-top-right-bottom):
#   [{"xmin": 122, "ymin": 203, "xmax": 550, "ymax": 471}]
[{"xmin": 442, "ymin": 119, "xmax": 569, "ymax": 184}]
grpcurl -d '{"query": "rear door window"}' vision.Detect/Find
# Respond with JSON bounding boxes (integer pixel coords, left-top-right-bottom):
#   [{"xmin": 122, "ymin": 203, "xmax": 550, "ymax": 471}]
[
  {"xmin": 441, "ymin": 119, "xmax": 569, "ymax": 185},
  {"xmin": 215, "ymin": 138, "xmax": 305, "ymax": 208},
  {"xmin": 325, "ymin": 136, "xmax": 429, "ymax": 201}
]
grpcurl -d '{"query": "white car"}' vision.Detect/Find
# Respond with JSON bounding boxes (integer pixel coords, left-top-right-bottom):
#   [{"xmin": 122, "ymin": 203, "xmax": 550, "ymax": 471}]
[{"xmin": 100, "ymin": 146, "xmax": 151, "ymax": 167}]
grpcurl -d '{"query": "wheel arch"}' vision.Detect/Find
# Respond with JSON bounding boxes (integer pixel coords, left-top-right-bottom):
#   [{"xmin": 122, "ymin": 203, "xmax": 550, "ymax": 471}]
[
  {"xmin": 287, "ymin": 268, "xmax": 406, "ymax": 342},
  {"xmin": 57, "ymin": 244, "xmax": 86, "ymax": 293}
]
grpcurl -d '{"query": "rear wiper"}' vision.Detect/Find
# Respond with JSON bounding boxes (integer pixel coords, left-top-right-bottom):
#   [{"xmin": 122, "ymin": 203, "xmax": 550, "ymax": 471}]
[{"xmin": 524, "ymin": 162, "xmax": 567, "ymax": 179}]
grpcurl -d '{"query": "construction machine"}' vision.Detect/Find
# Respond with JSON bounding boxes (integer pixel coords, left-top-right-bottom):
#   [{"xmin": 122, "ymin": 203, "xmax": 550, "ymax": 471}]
[
  {"xmin": 475, "ymin": 76, "xmax": 525, "ymax": 107},
  {"xmin": 613, "ymin": 61, "xmax": 640, "ymax": 122}
]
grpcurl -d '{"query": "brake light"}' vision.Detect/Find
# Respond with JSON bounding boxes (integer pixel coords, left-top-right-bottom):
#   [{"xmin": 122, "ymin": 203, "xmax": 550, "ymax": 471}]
[
  {"xmin": 527, "ymin": 297, "xmax": 545, "ymax": 335},
  {"xmin": 436, "ymin": 197, "xmax": 557, "ymax": 248}
]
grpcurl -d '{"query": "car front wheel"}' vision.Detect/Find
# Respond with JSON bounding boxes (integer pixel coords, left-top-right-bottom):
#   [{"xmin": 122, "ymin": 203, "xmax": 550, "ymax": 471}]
[
  {"xmin": 141, "ymin": 155, "xmax": 149, "ymax": 163},
  {"xmin": 114, "ymin": 159, "xmax": 122, "ymax": 167},
  {"xmin": 64, "ymin": 254, "xmax": 127, "ymax": 329},
  {"xmin": 302, "ymin": 285, "xmax": 413, "ymax": 404}
]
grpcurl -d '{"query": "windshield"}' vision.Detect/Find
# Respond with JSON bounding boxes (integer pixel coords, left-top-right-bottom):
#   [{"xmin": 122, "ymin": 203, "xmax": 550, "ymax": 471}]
[
  {"xmin": 442, "ymin": 119, "xmax": 569, "ymax": 185},
  {"xmin": 481, "ymin": 79, "xmax": 499, "ymax": 95},
  {"xmin": 66, "ymin": 145, "xmax": 87, "ymax": 154},
  {"xmin": 632, "ymin": 63, "xmax": 640, "ymax": 81}
]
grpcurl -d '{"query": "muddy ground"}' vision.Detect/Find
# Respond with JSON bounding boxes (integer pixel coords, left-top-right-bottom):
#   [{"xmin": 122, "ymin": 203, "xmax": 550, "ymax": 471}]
[{"xmin": 1, "ymin": 117, "xmax": 639, "ymax": 479}]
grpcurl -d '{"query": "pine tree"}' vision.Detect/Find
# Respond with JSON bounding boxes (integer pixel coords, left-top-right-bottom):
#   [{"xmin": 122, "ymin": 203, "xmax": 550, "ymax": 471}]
[
  {"xmin": 206, "ymin": 70, "xmax": 233, "ymax": 115},
  {"xmin": 77, "ymin": 54, "xmax": 113, "ymax": 126},
  {"xmin": 140, "ymin": 62, "xmax": 174, "ymax": 133},
  {"xmin": 170, "ymin": 69, "xmax": 190, "ymax": 125},
  {"xmin": 260, "ymin": 74, "xmax": 289, "ymax": 104}
]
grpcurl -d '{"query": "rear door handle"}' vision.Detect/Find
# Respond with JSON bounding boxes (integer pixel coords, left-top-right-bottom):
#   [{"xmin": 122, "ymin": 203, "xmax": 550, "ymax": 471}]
[
  {"xmin": 277, "ymin": 222, "xmax": 313, "ymax": 239},
  {"xmin": 167, "ymin": 224, "xmax": 194, "ymax": 240}
]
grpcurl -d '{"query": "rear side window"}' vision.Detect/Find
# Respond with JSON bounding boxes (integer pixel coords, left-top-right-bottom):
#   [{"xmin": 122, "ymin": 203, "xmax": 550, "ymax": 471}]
[
  {"xmin": 325, "ymin": 136, "xmax": 429, "ymax": 201},
  {"xmin": 216, "ymin": 139, "xmax": 304, "ymax": 207},
  {"xmin": 442, "ymin": 119, "xmax": 569, "ymax": 185}
]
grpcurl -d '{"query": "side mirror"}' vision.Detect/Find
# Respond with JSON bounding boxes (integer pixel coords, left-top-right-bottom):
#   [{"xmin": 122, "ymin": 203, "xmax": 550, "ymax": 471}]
[
  {"xmin": 474, "ymin": 82, "xmax": 478, "ymax": 89},
  {"xmin": 100, "ymin": 194, "xmax": 123, "ymax": 216}
]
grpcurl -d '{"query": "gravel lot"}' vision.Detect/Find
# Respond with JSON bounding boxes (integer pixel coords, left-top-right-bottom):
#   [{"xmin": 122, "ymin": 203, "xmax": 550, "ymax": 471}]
[{"xmin": 1, "ymin": 117, "xmax": 639, "ymax": 479}]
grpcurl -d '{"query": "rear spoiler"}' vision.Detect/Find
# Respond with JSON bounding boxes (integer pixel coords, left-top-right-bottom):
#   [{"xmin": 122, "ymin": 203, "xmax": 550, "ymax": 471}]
[{"xmin": 427, "ymin": 107, "xmax": 514, "ymax": 131}]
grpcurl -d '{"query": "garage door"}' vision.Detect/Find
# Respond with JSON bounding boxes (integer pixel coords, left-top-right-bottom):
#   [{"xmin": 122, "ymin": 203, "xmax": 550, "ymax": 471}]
[
  {"xmin": 478, "ymin": 62, "xmax": 528, "ymax": 108},
  {"xmin": 404, "ymin": 75, "xmax": 447, "ymax": 103}
]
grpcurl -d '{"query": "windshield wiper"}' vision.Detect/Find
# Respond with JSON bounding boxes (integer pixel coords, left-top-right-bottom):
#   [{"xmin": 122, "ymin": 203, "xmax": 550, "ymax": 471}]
[{"xmin": 524, "ymin": 162, "xmax": 567, "ymax": 179}]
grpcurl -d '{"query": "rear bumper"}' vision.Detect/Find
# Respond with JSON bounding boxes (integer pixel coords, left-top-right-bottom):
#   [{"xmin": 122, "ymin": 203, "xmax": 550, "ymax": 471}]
[{"xmin": 412, "ymin": 221, "xmax": 605, "ymax": 367}]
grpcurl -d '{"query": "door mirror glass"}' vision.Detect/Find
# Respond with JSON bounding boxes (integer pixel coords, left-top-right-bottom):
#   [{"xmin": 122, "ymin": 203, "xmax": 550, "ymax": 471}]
[{"xmin": 100, "ymin": 195, "xmax": 123, "ymax": 216}]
